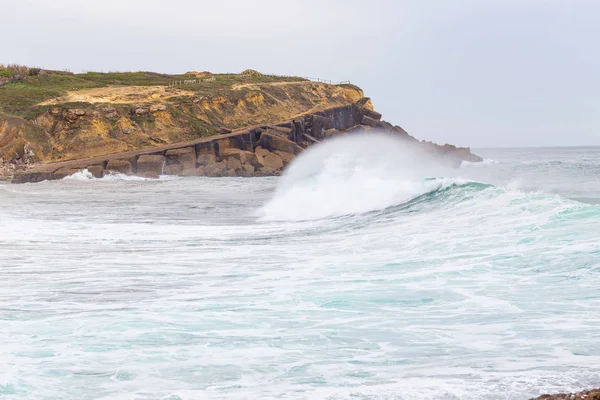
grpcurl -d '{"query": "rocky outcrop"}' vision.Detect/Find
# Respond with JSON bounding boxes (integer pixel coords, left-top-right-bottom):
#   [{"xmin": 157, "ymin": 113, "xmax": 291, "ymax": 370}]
[
  {"xmin": 530, "ymin": 388, "xmax": 600, "ymax": 399},
  {"xmin": 1, "ymin": 80, "xmax": 365, "ymax": 164},
  {"xmin": 10, "ymin": 99, "xmax": 482, "ymax": 183}
]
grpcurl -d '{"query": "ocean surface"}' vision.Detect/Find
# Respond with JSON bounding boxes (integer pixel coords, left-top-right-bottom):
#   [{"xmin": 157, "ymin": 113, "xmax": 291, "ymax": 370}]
[{"xmin": 1, "ymin": 136, "xmax": 599, "ymax": 399}]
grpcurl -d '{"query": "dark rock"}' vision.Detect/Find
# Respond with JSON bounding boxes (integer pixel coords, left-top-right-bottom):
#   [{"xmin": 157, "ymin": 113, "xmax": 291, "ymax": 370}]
[
  {"xmin": 53, "ymin": 167, "xmax": 80, "ymax": 179},
  {"xmin": 323, "ymin": 104, "xmax": 357, "ymax": 131},
  {"xmin": 226, "ymin": 157, "xmax": 242, "ymax": 171},
  {"xmin": 85, "ymin": 165, "xmax": 104, "ymax": 178},
  {"xmin": 311, "ymin": 114, "xmax": 333, "ymax": 138},
  {"xmin": 165, "ymin": 147, "xmax": 196, "ymax": 170},
  {"xmin": 302, "ymin": 133, "xmax": 321, "ymax": 144},
  {"xmin": 220, "ymin": 148, "xmax": 258, "ymax": 166},
  {"xmin": 266, "ymin": 125, "xmax": 292, "ymax": 136},
  {"xmin": 255, "ymin": 167, "xmax": 280, "ymax": 176},
  {"xmin": 164, "ymin": 163, "xmax": 183, "ymax": 175},
  {"xmin": 196, "ymin": 143, "xmax": 216, "ymax": 156},
  {"xmin": 203, "ymin": 161, "xmax": 227, "ymax": 177},
  {"xmin": 255, "ymin": 146, "xmax": 284, "ymax": 170},
  {"xmin": 378, "ymin": 120, "xmax": 394, "ymax": 130},
  {"xmin": 11, "ymin": 171, "xmax": 53, "ymax": 183},
  {"xmin": 361, "ymin": 115, "xmax": 379, "ymax": 127},
  {"xmin": 362, "ymin": 108, "xmax": 382, "ymax": 121},
  {"xmin": 106, "ymin": 159, "xmax": 132, "ymax": 175},
  {"xmin": 293, "ymin": 117, "xmax": 305, "ymax": 142},
  {"xmin": 258, "ymin": 132, "xmax": 303, "ymax": 155},
  {"xmin": 274, "ymin": 150, "xmax": 295, "ymax": 166},
  {"xmin": 530, "ymin": 388, "xmax": 600, "ymax": 400},
  {"xmin": 137, "ymin": 155, "xmax": 165, "ymax": 178},
  {"xmin": 241, "ymin": 164, "xmax": 255, "ymax": 175},
  {"xmin": 197, "ymin": 154, "xmax": 217, "ymax": 166}
]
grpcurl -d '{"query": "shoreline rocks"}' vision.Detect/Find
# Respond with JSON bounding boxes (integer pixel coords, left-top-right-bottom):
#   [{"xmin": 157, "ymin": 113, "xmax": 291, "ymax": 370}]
[
  {"xmin": 531, "ymin": 388, "xmax": 600, "ymax": 399},
  {"xmin": 8, "ymin": 100, "xmax": 482, "ymax": 183}
]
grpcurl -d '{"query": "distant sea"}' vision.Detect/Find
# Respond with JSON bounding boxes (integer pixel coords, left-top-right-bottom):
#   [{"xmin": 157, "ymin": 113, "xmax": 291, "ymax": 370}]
[{"xmin": 1, "ymin": 141, "xmax": 599, "ymax": 399}]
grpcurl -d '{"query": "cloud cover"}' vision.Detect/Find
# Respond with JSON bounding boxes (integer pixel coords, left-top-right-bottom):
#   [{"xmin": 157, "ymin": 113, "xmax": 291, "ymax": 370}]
[{"xmin": 2, "ymin": 0, "xmax": 599, "ymax": 147}]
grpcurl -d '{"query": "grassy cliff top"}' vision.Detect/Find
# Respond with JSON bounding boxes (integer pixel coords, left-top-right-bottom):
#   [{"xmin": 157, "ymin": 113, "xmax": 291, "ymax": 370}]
[
  {"xmin": 0, "ymin": 65, "xmax": 309, "ymax": 119},
  {"xmin": 0, "ymin": 65, "xmax": 365, "ymax": 163}
]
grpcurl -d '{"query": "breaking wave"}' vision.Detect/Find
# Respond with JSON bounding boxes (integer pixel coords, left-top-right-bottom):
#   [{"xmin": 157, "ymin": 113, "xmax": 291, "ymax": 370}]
[
  {"xmin": 260, "ymin": 133, "xmax": 470, "ymax": 221},
  {"xmin": 62, "ymin": 169, "xmax": 174, "ymax": 182}
]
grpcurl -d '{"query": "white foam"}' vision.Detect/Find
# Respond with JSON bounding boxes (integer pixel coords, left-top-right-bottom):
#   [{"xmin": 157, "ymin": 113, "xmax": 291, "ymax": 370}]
[
  {"xmin": 460, "ymin": 158, "xmax": 499, "ymax": 167},
  {"xmin": 259, "ymin": 133, "xmax": 461, "ymax": 221},
  {"xmin": 62, "ymin": 169, "xmax": 175, "ymax": 182},
  {"xmin": 62, "ymin": 168, "xmax": 95, "ymax": 180}
]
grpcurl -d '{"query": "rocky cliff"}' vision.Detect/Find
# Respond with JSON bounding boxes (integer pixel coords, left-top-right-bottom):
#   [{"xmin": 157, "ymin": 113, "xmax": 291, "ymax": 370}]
[{"xmin": 0, "ymin": 68, "xmax": 481, "ymax": 182}]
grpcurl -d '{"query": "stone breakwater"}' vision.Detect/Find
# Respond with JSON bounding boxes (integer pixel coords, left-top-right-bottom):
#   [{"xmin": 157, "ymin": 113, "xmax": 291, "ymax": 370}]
[{"xmin": 11, "ymin": 100, "xmax": 481, "ymax": 183}]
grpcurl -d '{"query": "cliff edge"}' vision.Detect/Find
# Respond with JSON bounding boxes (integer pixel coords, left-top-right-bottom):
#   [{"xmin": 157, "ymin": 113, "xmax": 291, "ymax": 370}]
[{"xmin": 0, "ymin": 66, "xmax": 481, "ymax": 182}]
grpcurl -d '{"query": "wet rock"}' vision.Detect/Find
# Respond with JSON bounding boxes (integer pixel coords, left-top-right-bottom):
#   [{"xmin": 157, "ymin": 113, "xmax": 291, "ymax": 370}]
[
  {"xmin": 106, "ymin": 159, "xmax": 132, "ymax": 174},
  {"xmin": 241, "ymin": 164, "xmax": 255, "ymax": 175},
  {"xmin": 53, "ymin": 167, "xmax": 80, "ymax": 179},
  {"xmin": 530, "ymin": 388, "xmax": 600, "ymax": 400},
  {"xmin": 179, "ymin": 168, "xmax": 204, "ymax": 177},
  {"xmin": 165, "ymin": 147, "xmax": 196, "ymax": 171},
  {"xmin": 202, "ymin": 161, "xmax": 227, "ymax": 177},
  {"xmin": 85, "ymin": 165, "xmax": 104, "ymax": 178},
  {"xmin": 137, "ymin": 155, "xmax": 165, "ymax": 178},
  {"xmin": 220, "ymin": 148, "xmax": 258, "ymax": 166},
  {"xmin": 11, "ymin": 171, "xmax": 53, "ymax": 184},
  {"xmin": 255, "ymin": 167, "xmax": 280, "ymax": 176},
  {"xmin": 164, "ymin": 163, "xmax": 183, "ymax": 175},
  {"xmin": 197, "ymin": 154, "xmax": 217, "ymax": 166}
]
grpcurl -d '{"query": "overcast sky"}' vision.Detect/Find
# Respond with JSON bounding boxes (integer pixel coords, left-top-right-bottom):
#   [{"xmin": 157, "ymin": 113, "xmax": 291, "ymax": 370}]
[{"xmin": 2, "ymin": 0, "xmax": 599, "ymax": 147}]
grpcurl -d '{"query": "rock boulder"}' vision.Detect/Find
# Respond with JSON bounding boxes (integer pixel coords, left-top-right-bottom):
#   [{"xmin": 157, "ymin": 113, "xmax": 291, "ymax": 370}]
[
  {"xmin": 106, "ymin": 159, "xmax": 133, "ymax": 175},
  {"xmin": 137, "ymin": 155, "xmax": 165, "ymax": 178}
]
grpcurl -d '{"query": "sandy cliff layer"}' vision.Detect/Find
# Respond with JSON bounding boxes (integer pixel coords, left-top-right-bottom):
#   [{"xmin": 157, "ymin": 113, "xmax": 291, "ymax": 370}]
[
  {"xmin": 1, "ymin": 81, "xmax": 363, "ymax": 163},
  {"xmin": 12, "ymin": 99, "xmax": 481, "ymax": 183},
  {"xmin": 0, "ymin": 69, "xmax": 481, "ymax": 182}
]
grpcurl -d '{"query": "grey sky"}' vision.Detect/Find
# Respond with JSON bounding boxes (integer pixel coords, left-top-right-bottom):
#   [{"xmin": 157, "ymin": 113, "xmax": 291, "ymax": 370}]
[{"xmin": 2, "ymin": 0, "xmax": 599, "ymax": 147}]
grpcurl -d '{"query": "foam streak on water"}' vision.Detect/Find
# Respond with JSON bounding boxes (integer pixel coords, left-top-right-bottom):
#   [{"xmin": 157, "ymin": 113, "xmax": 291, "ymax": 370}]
[{"xmin": 1, "ymin": 142, "xmax": 600, "ymax": 399}]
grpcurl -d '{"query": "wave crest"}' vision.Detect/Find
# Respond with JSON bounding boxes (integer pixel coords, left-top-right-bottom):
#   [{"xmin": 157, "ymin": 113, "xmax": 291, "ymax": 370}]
[{"xmin": 259, "ymin": 133, "xmax": 464, "ymax": 221}]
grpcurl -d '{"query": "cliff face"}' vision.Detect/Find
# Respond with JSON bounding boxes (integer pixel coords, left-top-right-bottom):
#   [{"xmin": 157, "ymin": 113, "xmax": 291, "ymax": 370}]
[
  {"xmin": 0, "ymin": 69, "xmax": 481, "ymax": 182},
  {"xmin": 1, "ymin": 80, "xmax": 363, "ymax": 163},
  {"xmin": 12, "ymin": 99, "xmax": 481, "ymax": 183}
]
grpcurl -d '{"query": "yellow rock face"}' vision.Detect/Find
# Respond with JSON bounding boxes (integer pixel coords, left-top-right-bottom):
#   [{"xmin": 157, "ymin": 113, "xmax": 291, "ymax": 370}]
[{"xmin": 1, "ymin": 81, "xmax": 366, "ymax": 163}]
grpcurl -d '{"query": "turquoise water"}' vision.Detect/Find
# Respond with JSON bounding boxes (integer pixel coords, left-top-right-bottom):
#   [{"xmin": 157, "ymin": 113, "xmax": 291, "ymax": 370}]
[{"xmin": 1, "ymin": 140, "xmax": 599, "ymax": 399}]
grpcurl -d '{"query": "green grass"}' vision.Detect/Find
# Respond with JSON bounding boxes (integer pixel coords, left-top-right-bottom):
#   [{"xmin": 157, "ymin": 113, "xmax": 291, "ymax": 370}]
[{"xmin": 0, "ymin": 70, "xmax": 307, "ymax": 119}]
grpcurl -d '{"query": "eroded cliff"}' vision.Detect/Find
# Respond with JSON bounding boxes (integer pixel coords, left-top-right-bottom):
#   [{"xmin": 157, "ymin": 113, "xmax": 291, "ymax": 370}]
[{"xmin": 0, "ymin": 68, "xmax": 481, "ymax": 182}]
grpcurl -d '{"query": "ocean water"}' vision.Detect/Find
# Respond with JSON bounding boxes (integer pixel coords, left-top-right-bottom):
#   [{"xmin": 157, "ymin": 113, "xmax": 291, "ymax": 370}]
[{"xmin": 1, "ymin": 136, "xmax": 599, "ymax": 400}]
